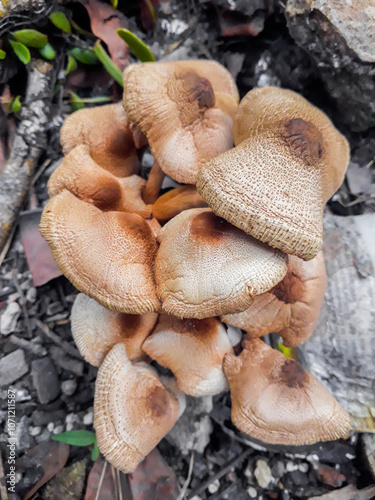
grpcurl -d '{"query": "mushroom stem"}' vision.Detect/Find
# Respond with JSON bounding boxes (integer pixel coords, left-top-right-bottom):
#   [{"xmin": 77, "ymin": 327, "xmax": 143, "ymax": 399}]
[{"xmin": 143, "ymin": 160, "xmax": 166, "ymax": 204}]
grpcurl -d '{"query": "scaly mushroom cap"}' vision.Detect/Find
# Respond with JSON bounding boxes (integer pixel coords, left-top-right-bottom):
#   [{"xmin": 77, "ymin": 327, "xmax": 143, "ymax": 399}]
[
  {"xmin": 222, "ymin": 251, "xmax": 327, "ymax": 347},
  {"xmin": 94, "ymin": 344, "xmax": 185, "ymax": 473},
  {"xmin": 197, "ymin": 87, "xmax": 350, "ymax": 260},
  {"xmin": 153, "ymin": 185, "xmax": 207, "ymax": 224},
  {"xmin": 123, "ymin": 60, "xmax": 239, "ymax": 184},
  {"xmin": 223, "ymin": 339, "xmax": 351, "ymax": 445},
  {"xmin": 40, "ymin": 190, "xmax": 160, "ymax": 313},
  {"xmin": 155, "ymin": 208, "xmax": 287, "ymax": 319},
  {"xmin": 143, "ymin": 314, "xmax": 233, "ymax": 396},
  {"xmin": 60, "ymin": 103, "xmax": 139, "ymax": 177},
  {"xmin": 48, "ymin": 145, "xmax": 152, "ymax": 218},
  {"xmin": 71, "ymin": 293, "xmax": 158, "ymax": 366}
]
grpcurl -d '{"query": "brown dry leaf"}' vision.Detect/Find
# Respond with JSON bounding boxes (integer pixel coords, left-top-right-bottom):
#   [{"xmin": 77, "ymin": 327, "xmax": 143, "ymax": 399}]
[
  {"xmin": 140, "ymin": 0, "xmax": 158, "ymax": 30},
  {"xmin": 84, "ymin": 457, "xmax": 116, "ymax": 500}
]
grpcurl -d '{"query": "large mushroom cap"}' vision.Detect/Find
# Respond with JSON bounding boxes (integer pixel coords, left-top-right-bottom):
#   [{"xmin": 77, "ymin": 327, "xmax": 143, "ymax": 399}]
[
  {"xmin": 143, "ymin": 314, "xmax": 233, "ymax": 397},
  {"xmin": 40, "ymin": 190, "xmax": 160, "ymax": 314},
  {"xmin": 222, "ymin": 251, "xmax": 327, "ymax": 347},
  {"xmin": 123, "ymin": 60, "xmax": 239, "ymax": 184},
  {"xmin": 197, "ymin": 87, "xmax": 350, "ymax": 260},
  {"xmin": 94, "ymin": 344, "xmax": 185, "ymax": 473},
  {"xmin": 223, "ymin": 339, "xmax": 351, "ymax": 445},
  {"xmin": 155, "ymin": 208, "xmax": 287, "ymax": 319}
]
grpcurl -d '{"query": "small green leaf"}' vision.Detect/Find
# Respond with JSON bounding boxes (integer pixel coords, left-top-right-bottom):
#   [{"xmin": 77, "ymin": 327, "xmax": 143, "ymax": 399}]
[
  {"xmin": 91, "ymin": 439, "xmax": 100, "ymax": 461},
  {"xmin": 8, "ymin": 95, "xmax": 21, "ymax": 114},
  {"xmin": 69, "ymin": 47, "xmax": 97, "ymax": 65},
  {"xmin": 68, "ymin": 91, "xmax": 86, "ymax": 112},
  {"xmin": 145, "ymin": 0, "xmax": 156, "ymax": 24},
  {"xmin": 9, "ymin": 40, "xmax": 30, "ymax": 65},
  {"xmin": 12, "ymin": 29, "xmax": 48, "ymax": 49},
  {"xmin": 65, "ymin": 54, "xmax": 78, "ymax": 75},
  {"xmin": 110, "ymin": 0, "xmax": 118, "ymax": 8},
  {"xmin": 49, "ymin": 11, "xmax": 71, "ymax": 34},
  {"xmin": 39, "ymin": 43, "xmax": 56, "ymax": 60},
  {"xmin": 93, "ymin": 41, "xmax": 123, "ymax": 87},
  {"xmin": 52, "ymin": 430, "xmax": 96, "ymax": 446},
  {"xmin": 116, "ymin": 28, "xmax": 155, "ymax": 62},
  {"xmin": 0, "ymin": 49, "xmax": 6, "ymax": 59},
  {"xmin": 276, "ymin": 341, "xmax": 293, "ymax": 359}
]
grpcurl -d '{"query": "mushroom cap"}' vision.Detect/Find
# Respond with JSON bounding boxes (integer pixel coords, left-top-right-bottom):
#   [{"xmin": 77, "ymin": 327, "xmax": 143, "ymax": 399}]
[
  {"xmin": 71, "ymin": 293, "xmax": 158, "ymax": 366},
  {"xmin": 155, "ymin": 208, "xmax": 287, "ymax": 319},
  {"xmin": 196, "ymin": 87, "xmax": 350, "ymax": 260},
  {"xmin": 123, "ymin": 60, "xmax": 239, "ymax": 184},
  {"xmin": 94, "ymin": 344, "xmax": 185, "ymax": 473},
  {"xmin": 48, "ymin": 145, "xmax": 152, "ymax": 218},
  {"xmin": 222, "ymin": 251, "xmax": 327, "ymax": 347},
  {"xmin": 60, "ymin": 103, "xmax": 139, "ymax": 177},
  {"xmin": 223, "ymin": 339, "xmax": 351, "ymax": 445},
  {"xmin": 40, "ymin": 190, "xmax": 160, "ymax": 313},
  {"xmin": 143, "ymin": 314, "xmax": 233, "ymax": 397},
  {"xmin": 153, "ymin": 185, "xmax": 207, "ymax": 224}
]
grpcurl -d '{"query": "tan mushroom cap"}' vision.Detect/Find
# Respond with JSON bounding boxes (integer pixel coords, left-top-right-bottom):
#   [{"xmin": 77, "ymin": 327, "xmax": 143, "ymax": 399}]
[
  {"xmin": 155, "ymin": 208, "xmax": 287, "ymax": 319},
  {"xmin": 71, "ymin": 293, "xmax": 158, "ymax": 366},
  {"xmin": 40, "ymin": 190, "xmax": 160, "ymax": 314},
  {"xmin": 123, "ymin": 60, "xmax": 239, "ymax": 184},
  {"xmin": 222, "ymin": 251, "xmax": 327, "ymax": 347},
  {"xmin": 143, "ymin": 314, "xmax": 233, "ymax": 397},
  {"xmin": 197, "ymin": 87, "xmax": 350, "ymax": 260},
  {"xmin": 60, "ymin": 103, "xmax": 139, "ymax": 177},
  {"xmin": 153, "ymin": 185, "xmax": 207, "ymax": 224},
  {"xmin": 223, "ymin": 339, "xmax": 351, "ymax": 445},
  {"xmin": 94, "ymin": 344, "xmax": 185, "ymax": 473},
  {"xmin": 48, "ymin": 145, "xmax": 152, "ymax": 218}
]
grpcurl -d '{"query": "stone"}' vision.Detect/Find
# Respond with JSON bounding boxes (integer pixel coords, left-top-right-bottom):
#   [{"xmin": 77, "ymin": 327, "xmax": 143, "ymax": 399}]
[
  {"xmin": 61, "ymin": 379, "xmax": 77, "ymax": 396},
  {"xmin": 208, "ymin": 479, "xmax": 220, "ymax": 494},
  {"xmin": 29, "ymin": 426, "xmax": 42, "ymax": 436},
  {"xmin": 50, "ymin": 346, "xmax": 84, "ymax": 376},
  {"xmin": 247, "ymin": 486, "xmax": 258, "ymax": 498},
  {"xmin": 83, "ymin": 410, "xmax": 93, "ymax": 426},
  {"xmin": 31, "ymin": 358, "xmax": 60, "ymax": 404},
  {"xmin": 0, "ymin": 301, "xmax": 21, "ymax": 335},
  {"xmin": 0, "ymin": 349, "xmax": 28, "ymax": 386},
  {"xmin": 26, "ymin": 286, "xmax": 37, "ymax": 303},
  {"xmin": 32, "ymin": 409, "xmax": 66, "ymax": 426},
  {"xmin": 362, "ymin": 434, "xmax": 375, "ymax": 479},
  {"xmin": 254, "ymin": 459, "xmax": 272, "ymax": 489}
]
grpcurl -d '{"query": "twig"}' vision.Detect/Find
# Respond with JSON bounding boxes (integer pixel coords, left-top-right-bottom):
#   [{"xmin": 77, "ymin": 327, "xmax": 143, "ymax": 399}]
[
  {"xmin": 176, "ymin": 452, "xmax": 195, "ymax": 500},
  {"xmin": 34, "ymin": 319, "xmax": 82, "ymax": 359},
  {"xmin": 11, "ymin": 268, "xmax": 32, "ymax": 339},
  {"xmin": 95, "ymin": 459, "xmax": 108, "ymax": 500},
  {"xmin": 0, "ymin": 450, "xmax": 8, "ymax": 500},
  {"xmin": 9, "ymin": 335, "xmax": 47, "ymax": 356}
]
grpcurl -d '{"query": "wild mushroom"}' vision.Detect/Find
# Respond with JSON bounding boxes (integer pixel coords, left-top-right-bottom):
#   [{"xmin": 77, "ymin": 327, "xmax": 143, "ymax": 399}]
[
  {"xmin": 152, "ymin": 185, "xmax": 207, "ymax": 224},
  {"xmin": 196, "ymin": 87, "xmax": 350, "ymax": 260},
  {"xmin": 94, "ymin": 344, "xmax": 185, "ymax": 473},
  {"xmin": 71, "ymin": 293, "xmax": 158, "ymax": 366},
  {"xmin": 222, "ymin": 251, "xmax": 327, "ymax": 347},
  {"xmin": 143, "ymin": 314, "xmax": 233, "ymax": 396},
  {"xmin": 123, "ymin": 60, "xmax": 239, "ymax": 184},
  {"xmin": 155, "ymin": 208, "xmax": 287, "ymax": 318},
  {"xmin": 223, "ymin": 339, "xmax": 351, "ymax": 445}
]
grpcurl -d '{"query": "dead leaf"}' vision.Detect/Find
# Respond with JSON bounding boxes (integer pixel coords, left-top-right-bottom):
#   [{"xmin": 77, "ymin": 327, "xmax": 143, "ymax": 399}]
[
  {"xmin": 85, "ymin": 457, "xmax": 116, "ymax": 500},
  {"xmin": 140, "ymin": 0, "xmax": 158, "ymax": 31}
]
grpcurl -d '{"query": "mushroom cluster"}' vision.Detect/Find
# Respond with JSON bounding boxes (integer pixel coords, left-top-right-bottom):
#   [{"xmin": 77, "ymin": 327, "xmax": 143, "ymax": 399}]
[{"xmin": 40, "ymin": 60, "xmax": 352, "ymax": 473}]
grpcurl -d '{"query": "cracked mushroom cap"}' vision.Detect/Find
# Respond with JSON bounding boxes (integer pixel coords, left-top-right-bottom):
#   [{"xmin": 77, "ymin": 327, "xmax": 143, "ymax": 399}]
[
  {"xmin": 94, "ymin": 343, "xmax": 185, "ymax": 473},
  {"xmin": 152, "ymin": 185, "xmax": 207, "ymax": 224},
  {"xmin": 123, "ymin": 60, "xmax": 239, "ymax": 184},
  {"xmin": 155, "ymin": 208, "xmax": 287, "ymax": 319},
  {"xmin": 223, "ymin": 339, "xmax": 351, "ymax": 445},
  {"xmin": 48, "ymin": 145, "xmax": 152, "ymax": 218},
  {"xmin": 71, "ymin": 293, "xmax": 158, "ymax": 366},
  {"xmin": 197, "ymin": 87, "xmax": 350, "ymax": 260},
  {"xmin": 143, "ymin": 314, "xmax": 233, "ymax": 396},
  {"xmin": 222, "ymin": 251, "xmax": 327, "ymax": 347},
  {"xmin": 60, "ymin": 103, "xmax": 139, "ymax": 177},
  {"xmin": 40, "ymin": 190, "xmax": 160, "ymax": 313}
]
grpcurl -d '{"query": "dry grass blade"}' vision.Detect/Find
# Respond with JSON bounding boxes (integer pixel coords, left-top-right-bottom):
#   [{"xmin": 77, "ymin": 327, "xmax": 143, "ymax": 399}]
[
  {"xmin": 176, "ymin": 452, "xmax": 194, "ymax": 500},
  {"xmin": 94, "ymin": 460, "xmax": 108, "ymax": 500}
]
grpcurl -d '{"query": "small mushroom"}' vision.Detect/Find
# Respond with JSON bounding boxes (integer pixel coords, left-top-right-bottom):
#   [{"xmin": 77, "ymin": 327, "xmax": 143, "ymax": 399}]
[
  {"xmin": 223, "ymin": 339, "xmax": 351, "ymax": 445},
  {"xmin": 153, "ymin": 185, "xmax": 207, "ymax": 224},
  {"xmin": 155, "ymin": 208, "xmax": 287, "ymax": 318},
  {"xmin": 222, "ymin": 251, "xmax": 327, "ymax": 347},
  {"xmin": 197, "ymin": 87, "xmax": 350, "ymax": 260},
  {"xmin": 143, "ymin": 314, "xmax": 233, "ymax": 396},
  {"xmin": 94, "ymin": 344, "xmax": 185, "ymax": 473},
  {"xmin": 71, "ymin": 293, "xmax": 158, "ymax": 366},
  {"xmin": 60, "ymin": 103, "xmax": 139, "ymax": 177}
]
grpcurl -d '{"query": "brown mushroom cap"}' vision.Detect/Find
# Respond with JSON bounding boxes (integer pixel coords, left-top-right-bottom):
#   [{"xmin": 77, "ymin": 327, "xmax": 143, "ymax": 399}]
[
  {"xmin": 94, "ymin": 344, "xmax": 185, "ymax": 473},
  {"xmin": 222, "ymin": 251, "xmax": 327, "ymax": 347},
  {"xmin": 71, "ymin": 293, "xmax": 158, "ymax": 366},
  {"xmin": 40, "ymin": 190, "xmax": 160, "ymax": 313},
  {"xmin": 155, "ymin": 208, "xmax": 287, "ymax": 319},
  {"xmin": 60, "ymin": 103, "xmax": 139, "ymax": 177},
  {"xmin": 123, "ymin": 60, "xmax": 239, "ymax": 184},
  {"xmin": 223, "ymin": 339, "xmax": 351, "ymax": 445},
  {"xmin": 143, "ymin": 314, "xmax": 233, "ymax": 396},
  {"xmin": 153, "ymin": 185, "xmax": 207, "ymax": 224},
  {"xmin": 196, "ymin": 87, "xmax": 350, "ymax": 260}
]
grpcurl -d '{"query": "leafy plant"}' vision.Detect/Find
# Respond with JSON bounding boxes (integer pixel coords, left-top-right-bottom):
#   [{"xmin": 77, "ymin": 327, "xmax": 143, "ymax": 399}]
[
  {"xmin": 94, "ymin": 41, "xmax": 123, "ymax": 86},
  {"xmin": 49, "ymin": 11, "xmax": 71, "ymax": 34},
  {"xmin": 0, "ymin": 49, "xmax": 6, "ymax": 60},
  {"xmin": 117, "ymin": 28, "xmax": 155, "ymax": 62},
  {"xmin": 9, "ymin": 40, "xmax": 30, "ymax": 64},
  {"xmin": 12, "ymin": 29, "xmax": 48, "ymax": 49},
  {"xmin": 52, "ymin": 430, "xmax": 100, "ymax": 461}
]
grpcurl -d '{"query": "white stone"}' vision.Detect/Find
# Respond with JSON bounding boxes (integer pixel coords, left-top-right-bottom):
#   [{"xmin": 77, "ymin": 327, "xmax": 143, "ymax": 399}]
[
  {"xmin": 0, "ymin": 302, "xmax": 21, "ymax": 335},
  {"xmin": 47, "ymin": 422, "xmax": 54, "ymax": 432},
  {"xmin": 247, "ymin": 486, "xmax": 258, "ymax": 498},
  {"xmin": 254, "ymin": 460, "xmax": 272, "ymax": 489},
  {"xmin": 208, "ymin": 479, "xmax": 220, "ymax": 494},
  {"xmin": 29, "ymin": 426, "xmax": 42, "ymax": 436},
  {"xmin": 83, "ymin": 410, "xmax": 93, "ymax": 426}
]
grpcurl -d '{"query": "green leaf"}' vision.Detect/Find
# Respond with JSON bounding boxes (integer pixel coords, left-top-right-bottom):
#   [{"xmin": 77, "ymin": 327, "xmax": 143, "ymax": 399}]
[
  {"xmin": 39, "ymin": 43, "xmax": 56, "ymax": 60},
  {"xmin": 93, "ymin": 41, "xmax": 123, "ymax": 87},
  {"xmin": 68, "ymin": 91, "xmax": 86, "ymax": 112},
  {"xmin": 49, "ymin": 11, "xmax": 71, "ymax": 34},
  {"xmin": 52, "ymin": 430, "xmax": 96, "ymax": 446},
  {"xmin": 0, "ymin": 49, "xmax": 6, "ymax": 60},
  {"xmin": 110, "ymin": 0, "xmax": 118, "ymax": 7},
  {"xmin": 91, "ymin": 439, "xmax": 100, "ymax": 461},
  {"xmin": 12, "ymin": 29, "xmax": 48, "ymax": 49},
  {"xmin": 69, "ymin": 47, "xmax": 97, "ymax": 65},
  {"xmin": 116, "ymin": 28, "xmax": 155, "ymax": 62},
  {"xmin": 276, "ymin": 341, "xmax": 293, "ymax": 359},
  {"xmin": 9, "ymin": 40, "xmax": 30, "ymax": 65},
  {"xmin": 65, "ymin": 54, "xmax": 78, "ymax": 75},
  {"xmin": 8, "ymin": 95, "xmax": 21, "ymax": 114}
]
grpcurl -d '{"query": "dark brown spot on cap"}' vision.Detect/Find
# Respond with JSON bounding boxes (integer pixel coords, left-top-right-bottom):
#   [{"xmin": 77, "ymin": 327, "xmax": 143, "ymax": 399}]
[
  {"xmin": 190, "ymin": 211, "xmax": 231, "ymax": 244},
  {"xmin": 283, "ymin": 118, "xmax": 323, "ymax": 162},
  {"xmin": 119, "ymin": 314, "xmax": 142, "ymax": 338},
  {"xmin": 90, "ymin": 178, "xmax": 122, "ymax": 211},
  {"xmin": 177, "ymin": 317, "xmax": 218, "ymax": 337},
  {"xmin": 273, "ymin": 272, "xmax": 304, "ymax": 304},
  {"xmin": 279, "ymin": 359, "xmax": 307, "ymax": 388},
  {"xmin": 148, "ymin": 385, "xmax": 170, "ymax": 418},
  {"xmin": 178, "ymin": 73, "xmax": 215, "ymax": 109},
  {"xmin": 117, "ymin": 212, "xmax": 154, "ymax": 243}
]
